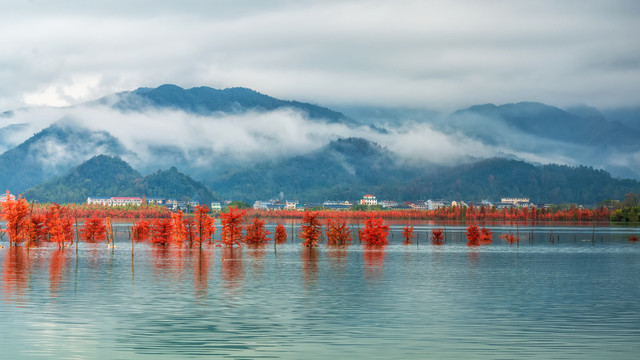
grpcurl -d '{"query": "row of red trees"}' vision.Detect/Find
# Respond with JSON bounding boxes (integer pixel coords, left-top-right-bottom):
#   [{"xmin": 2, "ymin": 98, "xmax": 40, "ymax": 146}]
[{"xmin": 247, "ymin": 204, "xmax": 612, "ymax": 222}]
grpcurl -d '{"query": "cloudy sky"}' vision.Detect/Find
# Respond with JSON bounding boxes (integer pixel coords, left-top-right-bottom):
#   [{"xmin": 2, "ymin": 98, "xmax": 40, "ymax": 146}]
[{"xmin": 2, "ymin": 0, "xmax": 639, "ymax": 112}]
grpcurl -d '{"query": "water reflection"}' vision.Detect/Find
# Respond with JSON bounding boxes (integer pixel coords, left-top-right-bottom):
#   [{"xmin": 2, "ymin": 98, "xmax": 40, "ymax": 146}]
[
  {"xmin": 221, "ymin": 247, "xmax": 244, "ymax": 298},
  {"xmin": 49, "ymin": 248, "xmax": 68, "ymax": 297},
  {"xmin": 363, "ymin": 247, "xmax": 385, "ymax": 281},
  {"xmin": 301, "ymin": 247, "xmax": 319, "ymax": 286},
  {"xmin": 2, "ymin": 246, "xmax": 30, "ymax": 303},
  {"xmin": 193, "ymin": 248, "xmax": 210, "ymax": 301}
]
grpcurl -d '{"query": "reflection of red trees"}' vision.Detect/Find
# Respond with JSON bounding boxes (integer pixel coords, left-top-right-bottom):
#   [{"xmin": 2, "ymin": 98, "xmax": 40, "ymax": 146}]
[
  {"xmin": 274, "ymin": 223, "xmax": 288, "ymax": 244},
  {"xmin": 402, "ymin": 225, "xmax": 415, "ymax": 245},
  {"xmin": 363, "ymin": 249, "xmax": 385, "ymax": 280},
  {"xmin": 300, "ymin": 211, "xmax": 321, "ymax": 247},
  {"xmin": 193, "ymin": 248, "xmax": 209, "ymax": 299},
  {"xmin": 431, "ymin": 228, "xmax": 444, "ymax": 245},
  {"xmin": 220, "ymin": 207, "xmax": 246, "ymax": 247},
  {"xmin": 245, "ymin": 217, "xmax": 271, "ymax": 245},
  {"xmin": 301, "ymin": 248, "xmax": 319, "ymax": 285},
  {"xmin": 361, "ymin": 216, "xmax": 389, "ymax": 247},
  {"xmin": 325, "ymin": 217, "xmax": 352, "ymax": 246},
  {"xmin": 49, "ymin": 248, "xmax": 68, "ymax": 296},
  {"xmin": 221, "ymin": 247, "xmax": 244, "ymax": 294},
  {"xmin": 1, "ymin": 246, "xmax": 29, "ymax": 302},
  {"xmin": 80, "ymin": 218, "xmax": 107, "ymax": 242}
]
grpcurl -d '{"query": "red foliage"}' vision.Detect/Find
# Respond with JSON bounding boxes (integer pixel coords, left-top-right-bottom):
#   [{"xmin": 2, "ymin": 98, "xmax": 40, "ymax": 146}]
[
  {"xmin": 299, "ymin": 211, "xmax": 321, "ymax": 247},
  {"xmin": 466, "ymin": 224, "xmax": 481, "ymax": 246},
  {"xmin": 151, "ymin": 218, "xmax": 174, "ymax": 245},
  {"xmin": 0, "ymin": 191, "xmax": 30, "ymax": 245},
  {"xmin": 245, "ymin": 217, "xmax": 271, "ymax": 245},
  {"xmin": 501, "ymin": 233, "xmax": 520, "ymax": 245},
  {"xmin": 193, "ymin": 205, "xmax": 215, "ymax": 247},
  {"xmin": 401, "ymin": 225, "xmax": 415, "ymax": 245},
  {"xmin": 431, "ymin": 228, "xmax": 444, "ymax": 245},
  {"xmin": 45, "ymin": 204, "xmax": 75, "ymax": 248},
  {"xmin": 131, "ymin": 220, "xmax": 151, "ymax": 242},
  {"xmin": 171, "ymin": 210, "xmax": 187, "ymax": 244},
  {"xmin": 80, "ymin": 218, "xmax": 107, "ymax": 242},
  {"xmin": 630, "ymin": 235, "xmax": 639, "ymax": 242},
  {"xmin": 220, "ymin": 207, "xmax": 246, "ymax": 247},
  {"xmin": 361, "ymin": 216, "xmax": 390, "ymax": 247},
  {"xmin": 325, "ymin": 216, "xmax": 353, "ymax": 246},
  {"xmin": 480, "ymin": 227, "xmax": 493, "ymax": 245},
  {"xmin": 274, "ymin": 223, "xmax": 288, "ymax": 244}
]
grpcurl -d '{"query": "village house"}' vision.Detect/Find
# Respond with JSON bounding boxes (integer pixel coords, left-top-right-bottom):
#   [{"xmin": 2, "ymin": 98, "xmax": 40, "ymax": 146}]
[{"xmin": 360, "ymin": 194, "xmax": 377, "ymax": 206}]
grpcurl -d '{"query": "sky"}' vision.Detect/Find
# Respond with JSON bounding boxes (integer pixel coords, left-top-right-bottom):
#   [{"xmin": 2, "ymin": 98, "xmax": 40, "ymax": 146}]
[{"xmin": 2, "ymin": 0, "xmax": 640, "ymax": 112}]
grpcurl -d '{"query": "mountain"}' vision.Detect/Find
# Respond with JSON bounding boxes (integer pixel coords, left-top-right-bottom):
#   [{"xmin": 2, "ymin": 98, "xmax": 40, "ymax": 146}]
[
  {"xmin": 23, "ymin": 155, "xmax": 218, "ymax": 204},
  {"xmin": 0, "ymin": 120, "xmax": 128, "ymax": 194},
  {"xmin": 209, "ymin": 137, "xmax": 417, "ymax": 202},
  {"xmin": 102, "ymin": 84, "xmax": 360, "ymax": 126},
  {"xmin": 403, "ymin": 158, "xmax": 640, "ymax": 204},
  {"xmin": 450, "ymin": 102, "xmax": 640, "ymax": 150}
]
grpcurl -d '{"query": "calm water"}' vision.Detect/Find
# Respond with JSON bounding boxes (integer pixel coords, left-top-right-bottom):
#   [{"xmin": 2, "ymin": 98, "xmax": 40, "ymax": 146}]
[{"xmin": 1, "ymin": 222, "xmax": 640, "ymax": 359}]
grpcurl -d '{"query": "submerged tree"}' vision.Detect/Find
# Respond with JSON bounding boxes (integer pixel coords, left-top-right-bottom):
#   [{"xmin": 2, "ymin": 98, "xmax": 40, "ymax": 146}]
[
  {"xmin": 46, "ymin": 204, "xmax": 74, "ymax": 248},
  {"xmin": 402, "ymin": 225, "xmax": 415, "ymax": 245},
  {"xmin": 80, "ymin": 218, "xmax": 107, "ymax": 242},
  {"xmin": 131, "ymin": 220, "xmax": 151, "ymax": 242},
  {"xmin": 361, "ymin": 216, "xmax": 389, "ymax": 247},
  {"xmin": 194, "ymin": 205, "xmax": 215, "ymax": 247},
  {"xmin": 431, "ymin": 228, "xmax": 444, "ymax": 245},
  {"xmin": 220, "ymin": 206, "xmax": 246, "ymax": 247},
  {"xmin": 274, "ymin": 223, "xmax": 288, "ymax": 244},
  {"xmin": 299, "ymin": 211, "xmax": 321, "ymax": 247},
  {"xmin": 325, "ymin": 216, "xmax": 352, "ymax": 246},
  {"xmin": 466, "ymin": 224, "xmax": 481, "ymax": 246},
  {"xmin": 151, "ymin": 218, "xmax": 173, "ymax": 246},
  {"xmin": 1, "ymin": 191, "xmax": 30, "ymax": 246},
  {"xmin": 245, "ymin": 217, "xmax": 271, "ymax": 246}
]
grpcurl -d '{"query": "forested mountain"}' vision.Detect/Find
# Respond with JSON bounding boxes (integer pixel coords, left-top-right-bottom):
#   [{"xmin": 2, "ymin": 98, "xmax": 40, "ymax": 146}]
[
  {"xmin": 102, "ymin": 84, "xmax": 359, "ymax": 126},
  {"xmin": 0, "ymin": 120, "xmax": 128, "ymax": 193},
  {"xmin": 23, "ymin": 155, "xmax": 217, "ymax": 204},
  {"xmin": 208, "ymin": 138, "xmax": 640, "ymax": 204}
]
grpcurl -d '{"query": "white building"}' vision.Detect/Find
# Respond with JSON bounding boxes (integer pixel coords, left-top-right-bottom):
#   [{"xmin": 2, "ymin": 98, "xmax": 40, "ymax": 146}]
[
  {"xmin": 426, "ymin": 199, "xmax": 445, "ymax": 210},
  {"xmin": 210, "ymin": 202, "xmax": 222, "ymax": 211},
  {"xmin": 87, "ymin": 196, "xmax": 142, "ymax": 206},
  {"xmin": 360, "ymin": 194, "xmax": 377, "ymax": 206}
]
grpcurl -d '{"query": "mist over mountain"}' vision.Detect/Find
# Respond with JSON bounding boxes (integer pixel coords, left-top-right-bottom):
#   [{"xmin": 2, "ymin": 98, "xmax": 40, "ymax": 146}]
[
  {"xmin": 0, "ymin": 120, "xmax": 128, "ymax": 193},
  {"xmin": 1, "ymin": 84, "xmax": 640, "ymax": 204}
]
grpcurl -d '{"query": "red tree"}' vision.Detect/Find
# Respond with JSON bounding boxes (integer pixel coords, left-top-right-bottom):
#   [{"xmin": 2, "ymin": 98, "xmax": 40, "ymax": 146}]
[
  {"xmin": 0, "ymin": 191, "xmax": 30, "ymax": 245},
  {"xmin": 245, "ymin": 217, "xmax": 271, "ymax": 246},
  {"xmin": 151, "ymin": 218, "xmax": 173, "ymax": 245},
  {"xmin": 361, "ymin": 216, "xmax": 389, "ymax": 247},
  {"xmin": 46, "ymin": 204, "xmax": 74, "ymax": 248},
  {"xmin": 480, "ymin": 227, "xmax": 493, "ymax": 245},
  {"xmin": 274, "ymin": 223, "xmax": 288, "ymax": 244},
  {"xmin": 220, "ymin": 206, "xmax": 246, "ymax": 247},
  {"xmin": 325, "ymin": 217, "xmax": 352, "ymax": 246},
  {"xmin": 299, "ymin": 211, "xmax": 321, "ymax": 247},
  {"xmin": 466, "ymin": 224, "xmax": 481, "ymax": 246},
  {"xmin": 171, "ymin": 210, "xmax": 187, "ymax": 244},
  {"xmin": 131, "ymin": 220, "xmax": 151, "ymax": 242},
  {"xmin": 80, "ymin": 218, "xmax": 107, "ymax": 242},
  {"xmin": 401, "ymin": 225, "xmax": 415, "ymax": 245},
  {"xmin": 194, "ymin": 205, "xmax": 215, "ymax": 247},
  {"xmin": 431, "ymin": 228, "xmax": 444, "ymax": 245}
]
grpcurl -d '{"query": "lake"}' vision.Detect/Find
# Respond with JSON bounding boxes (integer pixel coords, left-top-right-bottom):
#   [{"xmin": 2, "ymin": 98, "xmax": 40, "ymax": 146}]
[{"xmin": 1, "ymin": 221, "xmax": 640, "ymax": 359}]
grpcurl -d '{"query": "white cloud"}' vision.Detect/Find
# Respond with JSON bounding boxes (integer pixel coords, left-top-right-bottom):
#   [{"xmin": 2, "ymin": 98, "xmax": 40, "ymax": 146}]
[{"xmin": 1, "ymin": 0, "xmax": 639, "ymax": 112}]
